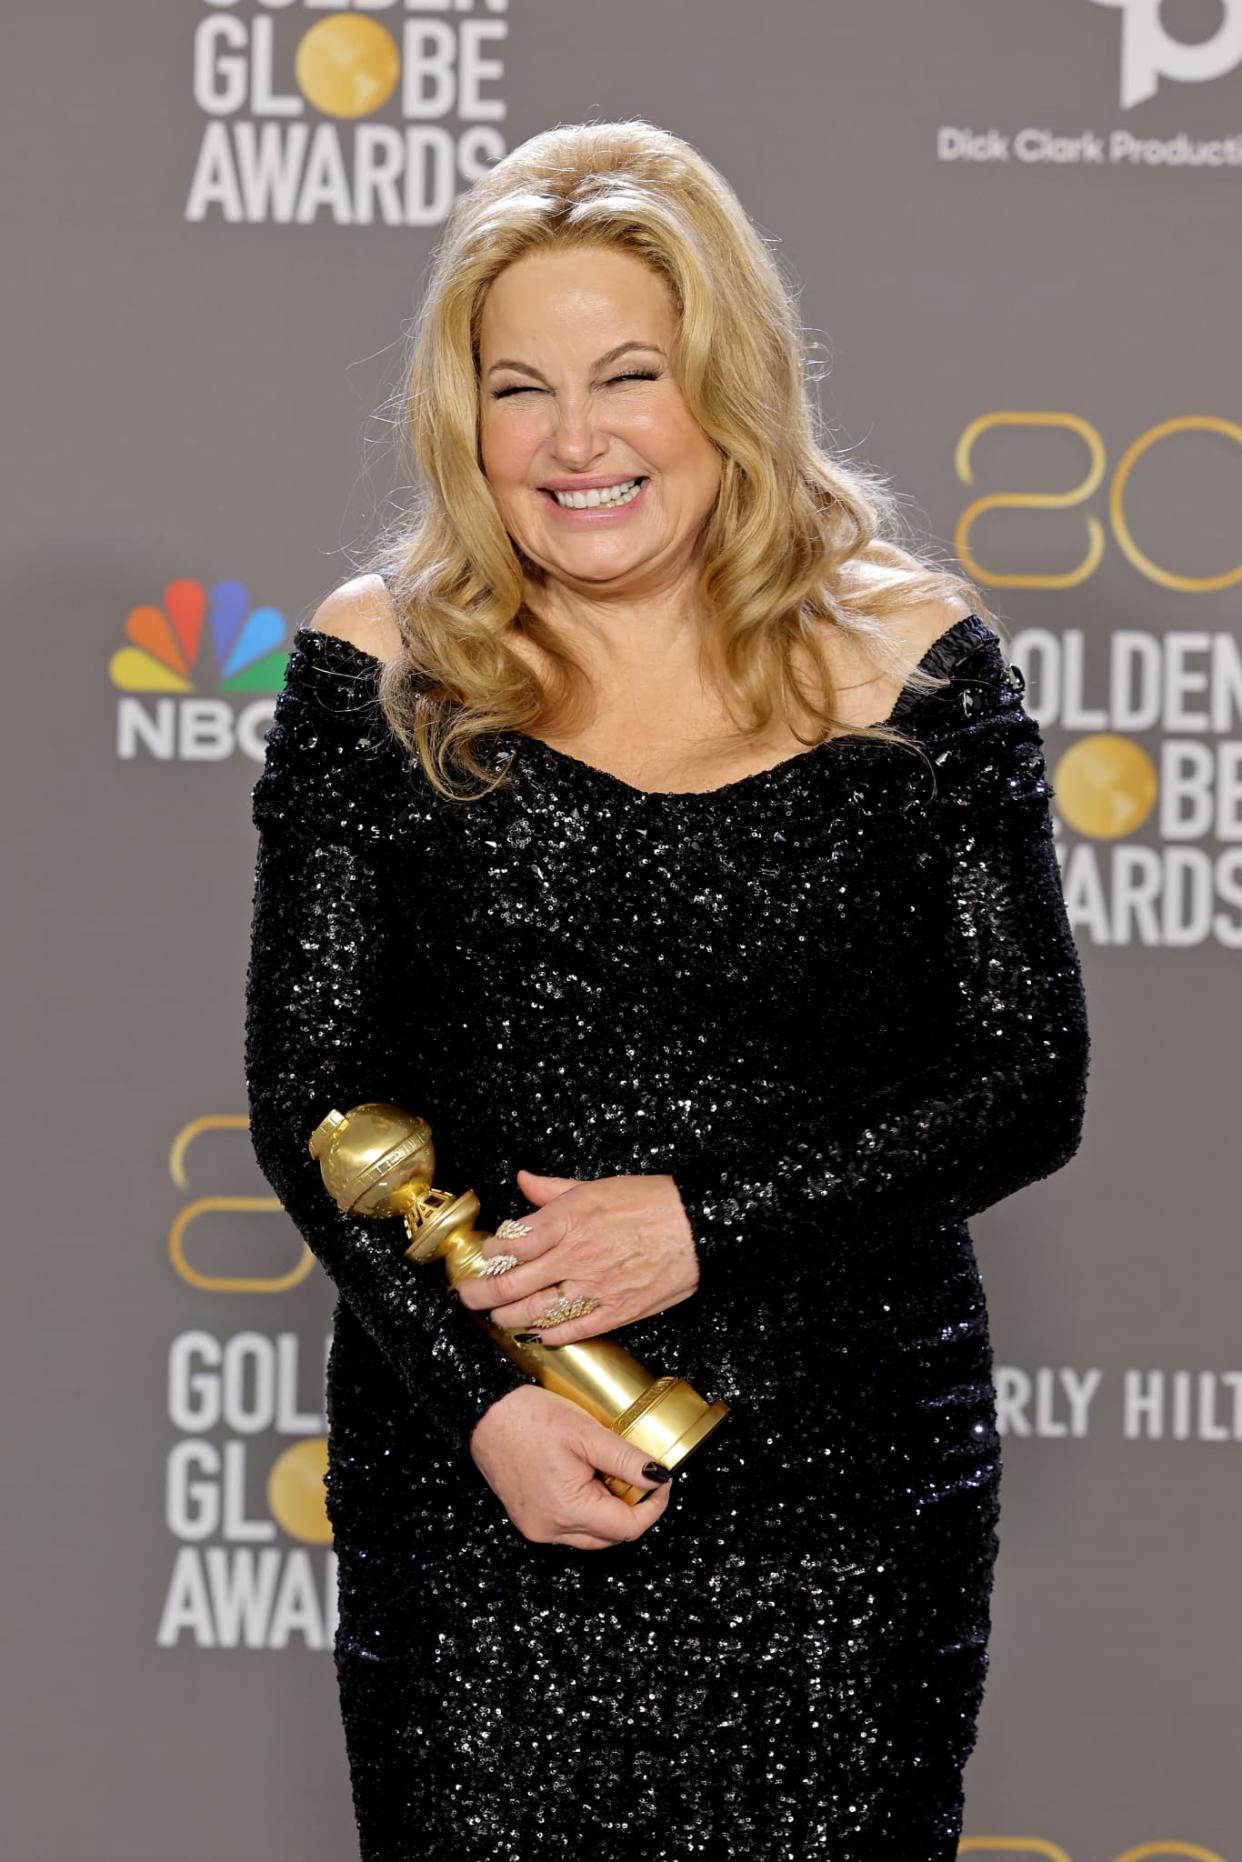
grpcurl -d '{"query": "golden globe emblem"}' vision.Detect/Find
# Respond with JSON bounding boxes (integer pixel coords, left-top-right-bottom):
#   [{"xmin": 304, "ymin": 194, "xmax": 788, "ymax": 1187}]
[
  {"xmin": 295, "ymin": 15, "xmax": 400, "ymax": 120},
  {"xmin": 267, "ymin": 1437, "xmax": 333, "ymax": 1545},
  {"xmin": 1053, "ymin": 733, "xmax": 1158, "ymax": 840}
]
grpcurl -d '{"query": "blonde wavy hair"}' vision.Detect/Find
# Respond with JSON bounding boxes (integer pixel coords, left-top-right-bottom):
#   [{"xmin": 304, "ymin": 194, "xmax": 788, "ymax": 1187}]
[{"xmin": 362, "ymin": 118, "xmax": 1000, "ymax": 800}]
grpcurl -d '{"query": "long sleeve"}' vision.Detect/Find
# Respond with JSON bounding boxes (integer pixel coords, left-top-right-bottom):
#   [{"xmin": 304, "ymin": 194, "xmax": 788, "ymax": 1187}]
[
  {"xmin": 671, "ymin": 636, "xmax": 1091, "ymax": 1299},
  {"xmin": 243, "ymin": 626, "xmax": 525, "ymax": 1455}
]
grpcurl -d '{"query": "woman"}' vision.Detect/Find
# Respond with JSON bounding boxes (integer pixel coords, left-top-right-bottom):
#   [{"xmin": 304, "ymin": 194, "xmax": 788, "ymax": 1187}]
[{"xmin": 245, "ymin": 121, "xmax": 1090, "ymax": 1859}]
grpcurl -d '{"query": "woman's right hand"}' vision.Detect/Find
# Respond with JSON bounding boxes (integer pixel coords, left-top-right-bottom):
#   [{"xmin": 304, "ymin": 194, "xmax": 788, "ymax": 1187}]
[{"xmin": 469, "ymin": 1385, "xmax": 674, "ymax": 1549}]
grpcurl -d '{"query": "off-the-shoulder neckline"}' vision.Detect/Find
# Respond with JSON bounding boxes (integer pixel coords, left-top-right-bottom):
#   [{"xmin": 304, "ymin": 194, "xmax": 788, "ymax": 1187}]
[{"xmin": 289, "ymin": 612, "xmax": 999, "ymax": 802}]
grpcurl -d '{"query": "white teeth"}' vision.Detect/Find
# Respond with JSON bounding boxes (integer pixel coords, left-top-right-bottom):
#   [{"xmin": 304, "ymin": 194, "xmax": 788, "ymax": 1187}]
[{"xmin": 549, "ymin": 478, "xmax": 643, "ymax": 509}]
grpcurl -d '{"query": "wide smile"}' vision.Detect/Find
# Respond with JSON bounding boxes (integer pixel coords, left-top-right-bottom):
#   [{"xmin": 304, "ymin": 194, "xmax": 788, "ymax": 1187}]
[{"xmin": 537, "ymin": 477, "xmax": 651, "ymax": 524}]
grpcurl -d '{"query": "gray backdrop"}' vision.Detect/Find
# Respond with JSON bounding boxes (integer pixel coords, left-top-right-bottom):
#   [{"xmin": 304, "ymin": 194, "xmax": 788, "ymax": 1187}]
[{"xmin": 5, "ymin": 2, "xmax": 1240, "ymax": 1857}]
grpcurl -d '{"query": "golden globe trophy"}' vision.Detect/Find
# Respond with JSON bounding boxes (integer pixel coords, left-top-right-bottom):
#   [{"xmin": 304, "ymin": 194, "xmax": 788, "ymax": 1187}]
[{"xmin": 308, "ymin": 1102, "xmax": 729, "ymax": 1505}]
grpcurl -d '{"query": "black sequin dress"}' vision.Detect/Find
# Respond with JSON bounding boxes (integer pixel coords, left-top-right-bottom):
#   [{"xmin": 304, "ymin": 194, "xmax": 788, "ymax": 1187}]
[{"xmin": 244, "ymin": 608, "xmax": 1090, "ymax": 1860}]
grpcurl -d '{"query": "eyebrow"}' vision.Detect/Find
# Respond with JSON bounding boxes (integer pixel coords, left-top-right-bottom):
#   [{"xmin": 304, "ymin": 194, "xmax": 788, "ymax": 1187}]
[{"xmin": 486, "ymin": 341, "xmax": 667, "ymax": 380}]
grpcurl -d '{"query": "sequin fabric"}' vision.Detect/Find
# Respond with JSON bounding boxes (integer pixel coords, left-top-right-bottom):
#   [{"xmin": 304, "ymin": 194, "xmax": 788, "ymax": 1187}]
[{"xmin": 243, "ymin": 609, "xmax": 1091, "ymax": 1860}]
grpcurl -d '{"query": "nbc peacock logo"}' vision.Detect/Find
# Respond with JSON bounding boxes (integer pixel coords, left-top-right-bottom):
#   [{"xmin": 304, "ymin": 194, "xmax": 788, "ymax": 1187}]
[{"xmin": 110, "ymin": 577, "xmax": 289, "ymax": 763}]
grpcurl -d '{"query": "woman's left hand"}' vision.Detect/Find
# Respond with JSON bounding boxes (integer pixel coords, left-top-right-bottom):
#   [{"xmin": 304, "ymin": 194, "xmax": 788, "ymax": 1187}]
[{"xmin": 455, "ymin": 1168, "xmax": 700, "ymax": 1346}]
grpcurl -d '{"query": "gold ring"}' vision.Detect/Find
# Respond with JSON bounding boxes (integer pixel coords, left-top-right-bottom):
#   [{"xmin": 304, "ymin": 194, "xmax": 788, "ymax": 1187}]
[{"xmin": 533, "ymin": 1293, "xmax": 600, "ymax": 1329}]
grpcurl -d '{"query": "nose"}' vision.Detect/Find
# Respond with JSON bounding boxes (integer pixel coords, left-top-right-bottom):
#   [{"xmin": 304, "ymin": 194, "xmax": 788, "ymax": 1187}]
[{"xmin": 547, "ymin": 393, "xmax": 609, "ymax": 471}]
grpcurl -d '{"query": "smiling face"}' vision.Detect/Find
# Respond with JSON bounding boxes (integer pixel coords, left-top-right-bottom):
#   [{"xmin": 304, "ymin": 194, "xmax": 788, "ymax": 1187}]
[{"xmin": 477, "ymin": 244, "xmax": 723, "ymax": 599}]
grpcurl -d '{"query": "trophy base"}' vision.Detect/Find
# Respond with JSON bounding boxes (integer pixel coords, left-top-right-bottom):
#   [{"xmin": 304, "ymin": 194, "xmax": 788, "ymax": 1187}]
[{"xmin": 601, "ymin": 1377, "xmax": 730, "ymax": 1504}]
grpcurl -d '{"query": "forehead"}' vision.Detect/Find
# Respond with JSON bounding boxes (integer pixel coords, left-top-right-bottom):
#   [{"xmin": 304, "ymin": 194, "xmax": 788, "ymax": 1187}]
[{"xmin": 479, "ymin": 247, "xmax": 675, "ymax": 352}]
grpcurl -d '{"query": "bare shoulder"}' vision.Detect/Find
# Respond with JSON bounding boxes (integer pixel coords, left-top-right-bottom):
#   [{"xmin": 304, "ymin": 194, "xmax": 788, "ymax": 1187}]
[
  {"xmin": 822, "ymin": 591, "xmax": 976, "ymax": 726},
  {"xmin": 876, "ymin": 591, "xmax": 974, "ymax": 663},
  {"xmin": 306, "ymin": 573, "xmax": 403, "ymax": 665}
]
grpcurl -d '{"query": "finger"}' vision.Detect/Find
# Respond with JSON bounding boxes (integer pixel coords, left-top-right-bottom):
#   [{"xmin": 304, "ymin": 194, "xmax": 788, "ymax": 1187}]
[
  {"xmin": 484, "ymin": 1280, "xmax": 603, "ymax": 1333},
  {"xmin": 496, "ymin": 1292, "xmax": 668, "ymax": 1347},
  {"xmin": 471, "ymin": 1206, "xmax": 573, "ymax": 1281},
  {"xmin": 505, "ymin": 1307, "xmax": 614, "ymax": 1347},
  {"xmin": 555, "ymin": 1531, "xmax": 615, "ymax": 1551},
  {"xmin": 621, "ymin": 1477, "xmax": 673, "ymax": 1535},
  {"xmin": 579, "ymin": 1473, "xmax": 672, "ymax": 1543},
  {"xmin": 456, "ymin": 1255, "xmax": 571, "ymax": 1315},
  {"xmin": 584, "ymin": 1424, "xmax": 675, "ymax": 1498},
  {"xmin": 477, "ymin": 1220, "xmax": 560, "ymax": 1269}
]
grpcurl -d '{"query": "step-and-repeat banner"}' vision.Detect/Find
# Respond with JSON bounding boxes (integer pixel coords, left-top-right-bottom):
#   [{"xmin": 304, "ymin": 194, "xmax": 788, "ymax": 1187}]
[{"xmin": 6, "ymin": 3, "xmax": 1238, "ymax": 1857}]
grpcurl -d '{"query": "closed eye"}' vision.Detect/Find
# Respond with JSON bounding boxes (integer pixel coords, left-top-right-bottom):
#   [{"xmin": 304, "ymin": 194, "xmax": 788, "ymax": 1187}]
[{"xmin": 490, "ymin": 370, "xmax": 661, "ymax": 401}]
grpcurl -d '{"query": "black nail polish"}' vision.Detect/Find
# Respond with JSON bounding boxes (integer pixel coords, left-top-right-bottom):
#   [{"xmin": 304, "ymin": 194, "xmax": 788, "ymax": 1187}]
[
  {"xmin": 513, "ymin": 1332, "xmax": 543, "ymax": 1345},
  {"xmin": 641, "ymin": 1461, "xmax": 673, "ymax": 1483}
]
